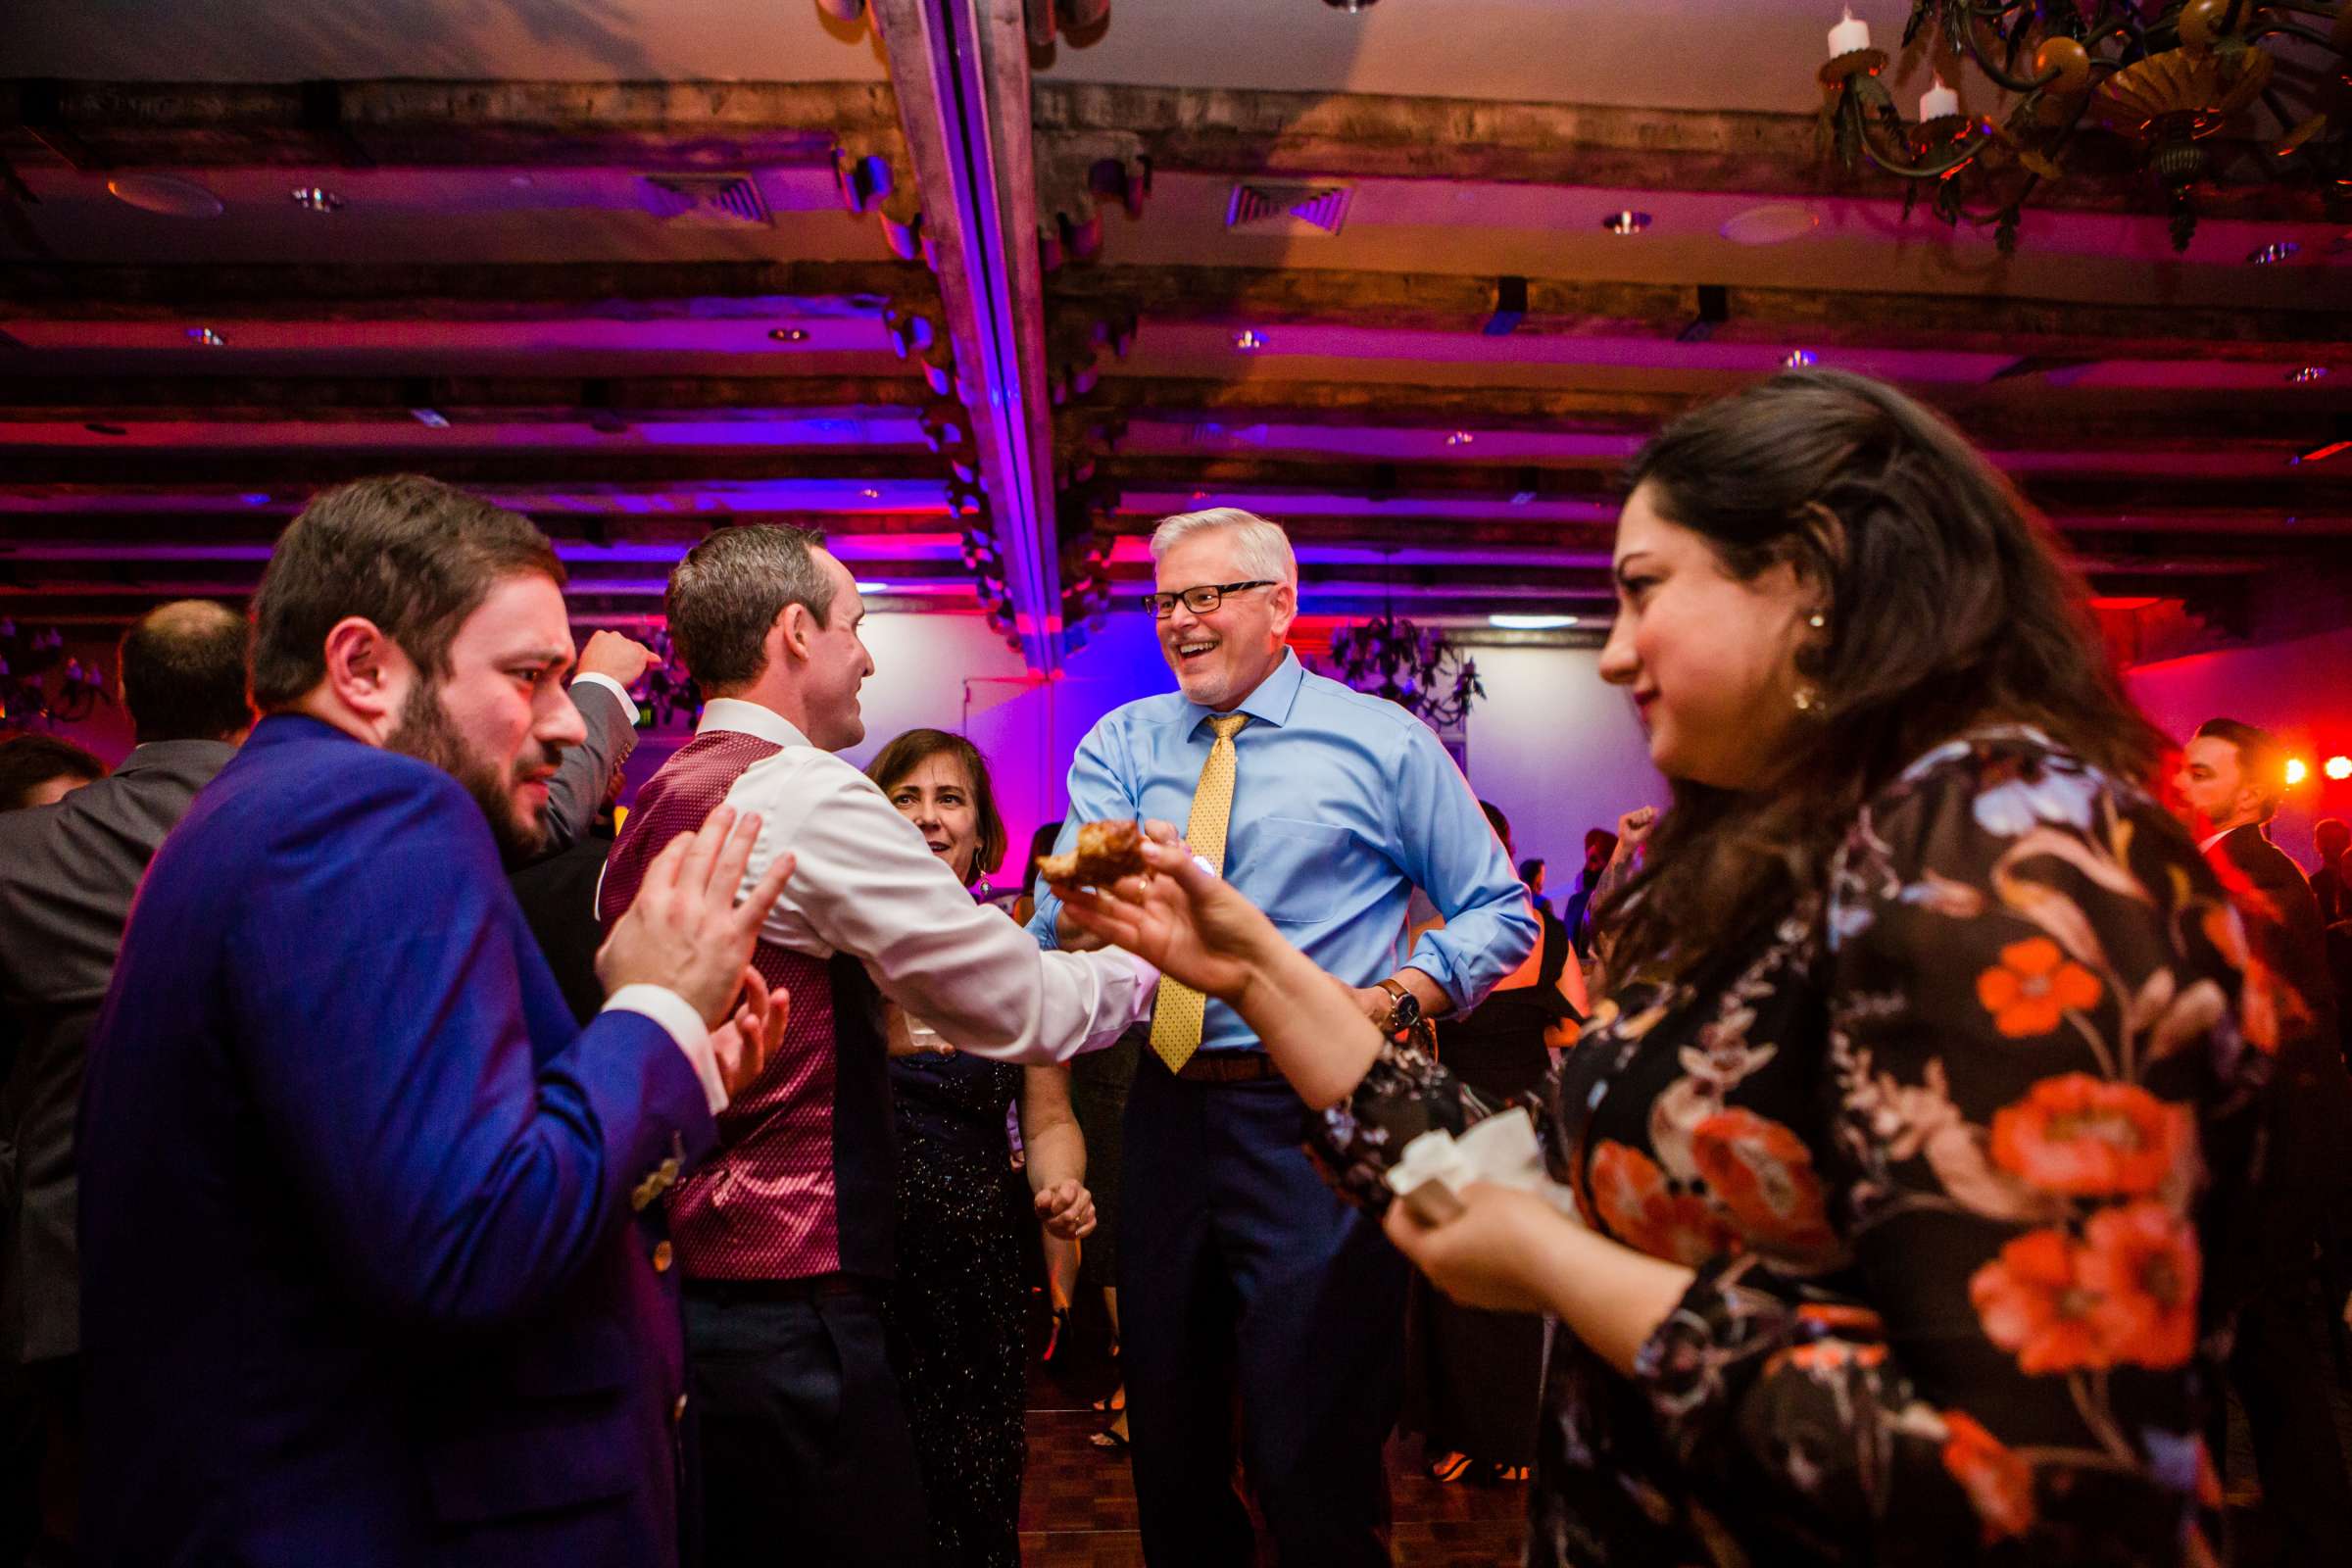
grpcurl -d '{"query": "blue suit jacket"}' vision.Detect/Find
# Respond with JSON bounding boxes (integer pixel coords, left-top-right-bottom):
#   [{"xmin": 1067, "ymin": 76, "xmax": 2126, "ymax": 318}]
[{"xmin": 78, "ymin": 715, "xmax": 716, "ymax": 1567}]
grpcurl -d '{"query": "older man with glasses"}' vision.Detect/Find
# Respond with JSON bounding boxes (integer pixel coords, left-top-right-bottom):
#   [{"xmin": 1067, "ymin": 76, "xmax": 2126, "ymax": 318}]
[{"xmin": 1030, "ymin": 506, "xmax": 1537, "ymax": 1566}]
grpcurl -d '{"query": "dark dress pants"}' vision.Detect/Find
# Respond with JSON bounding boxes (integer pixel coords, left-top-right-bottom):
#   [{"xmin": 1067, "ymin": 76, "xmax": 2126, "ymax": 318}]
[
  {"xmin": 0, "ymin": 1353, "xmax": 75, "ymax": 1568},
  {"xmin": 1118, "ymin": 1058, "xmax": 1409, "ymax": 1568},
  {"xmin": 683, "ymin": 1281, "xmax": 929, "ymax": 1568}
]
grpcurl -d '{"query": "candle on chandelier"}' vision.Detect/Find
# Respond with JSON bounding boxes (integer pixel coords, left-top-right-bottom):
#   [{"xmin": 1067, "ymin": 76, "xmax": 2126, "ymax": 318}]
[
  {"xmin": 1919, "ymin": 76, "xmax": 1961, "ymax": 119},
  {"xmin": 1828, "ymin": 8, "xmax": 1871, "ymax": 56}
]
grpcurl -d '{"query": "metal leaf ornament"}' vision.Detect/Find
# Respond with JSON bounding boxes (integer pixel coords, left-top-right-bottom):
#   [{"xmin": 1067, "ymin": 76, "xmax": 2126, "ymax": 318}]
[{"xmin": 0, "ymin": 618, "xmax": 109, "ymax": 727}]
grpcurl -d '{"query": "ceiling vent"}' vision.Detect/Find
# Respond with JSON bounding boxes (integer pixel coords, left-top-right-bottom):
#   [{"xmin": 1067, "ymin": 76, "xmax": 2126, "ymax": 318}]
[
  {"xmin": 640, "ymin": 173, "xmax": 771, "ymax": 227},
  {"xmin": 1225, "ymin": 181, "xmax": 1352, "ymax": 236}
]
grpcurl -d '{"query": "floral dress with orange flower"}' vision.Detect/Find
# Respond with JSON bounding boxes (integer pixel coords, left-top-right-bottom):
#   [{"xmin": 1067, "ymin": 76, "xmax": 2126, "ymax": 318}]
[{"xmin": 1311, "ymin": 727, "xmax": 2273, "ymax": 1566}]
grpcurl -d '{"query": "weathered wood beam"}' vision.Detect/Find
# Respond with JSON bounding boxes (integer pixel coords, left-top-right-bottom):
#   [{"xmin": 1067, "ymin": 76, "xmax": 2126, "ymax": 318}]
[
  {"xmin": 0, "ymin": 449, "xmax": 945, "ymax": 486},
  {"xmin": 1090, "ymin": 454, "xmax": 2352, "ymax": 515},
  {"xmin": 0, "ymin": 261, "xmax": 935, "ymax": 322},
  {"xmin": 0, "ymin": 79, "xmax": 904, "ymax": 170},
  {"xmin": 1049, "ymin": 267, "xmax": 2352, "ymax": 362},
  {"xmin": 1031, "ymin": 82, "xmax": 2338, "ymax": 222},
  {"xmin": 0, "ymin": 375, "xmax": 937, "ymax": 421},
  {"xmin": 0, "ymin": 510, "xmax": 962, "ymax": 551},
  {"xmin": 1075, "ymin": 378, "xmax": 2352, "ymax": 454}
]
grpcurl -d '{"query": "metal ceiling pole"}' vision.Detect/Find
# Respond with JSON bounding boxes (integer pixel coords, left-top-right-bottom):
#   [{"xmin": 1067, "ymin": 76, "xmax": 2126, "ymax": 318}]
[{"xmin": 870, "ymin": 0, "xmax": 1063, "ymax": 673}]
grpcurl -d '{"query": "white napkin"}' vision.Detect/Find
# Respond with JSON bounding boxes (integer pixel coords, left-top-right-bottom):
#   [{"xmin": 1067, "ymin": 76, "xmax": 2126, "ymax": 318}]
[{"xmin": 1384, "ymin": 1107, "xmax": 1584, "ymax": 1227}]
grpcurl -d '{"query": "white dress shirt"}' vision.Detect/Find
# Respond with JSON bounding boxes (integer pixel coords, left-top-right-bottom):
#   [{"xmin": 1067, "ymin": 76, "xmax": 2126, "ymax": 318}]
[{"xmin": 700, "ymin": 698, "xmax": 1156, "ymax": 1063}]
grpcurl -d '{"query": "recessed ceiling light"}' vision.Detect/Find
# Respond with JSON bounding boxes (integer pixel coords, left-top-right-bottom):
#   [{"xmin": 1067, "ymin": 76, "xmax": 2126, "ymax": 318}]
[
  {"xmin": 1489, "ymin": 613, "xmax": 1579, "ymax": 630},
  {"xmin": 187, "ymin": 326, "xmax": 226, "ymax": 347},
  {"xmin": 1234, "ymin": 328, "xmax": 1269, "ymax": 351},
  {"xmin": 1720, "ymin": 203, "xmax": 1819, "ymax": 246},
  {"xmin": 2248, "ymin": 241, "xmax": 2300, "ymax": 265},
  {"xmin": 859, "ymin": 487, "xmax": 881, "ymax": 499},
  {"xmin": 1601, "ymin": 210, "xmax": 1651, "ymax": 235},
  {"xmin": 2289, "ymin": 366, "xmax": 2329, "ymax": 383},
  {"xmin": 409, "ymin": 408, "xmax": 451, "ymax": 429},
  {"xmin": 855, "ymin": 580, "xmax": 890, "ymax": 593},
  {"xmin": 1784, "ymin": 349, "xmax": 1817, "ymax": 368},
  {"xmin": 290, "ymin": 186, "xmax": 345, "ymax": 214},
  {"xmin": 105, "ymin": 174, "xmax": 224, "ymax": 219},
  {"xmin": 768, "ymin": 327, "xmax": 809, "ymax": 343},
  {"xmin": 1446, "ymin": 430, "xmax": 1474, "ymax": 446}
]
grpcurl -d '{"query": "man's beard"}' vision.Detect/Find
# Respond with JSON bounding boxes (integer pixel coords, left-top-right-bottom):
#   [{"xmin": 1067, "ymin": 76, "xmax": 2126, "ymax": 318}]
[{"xmin": 386, "ymin": 681, "xmax": 558, "ymax": 863}]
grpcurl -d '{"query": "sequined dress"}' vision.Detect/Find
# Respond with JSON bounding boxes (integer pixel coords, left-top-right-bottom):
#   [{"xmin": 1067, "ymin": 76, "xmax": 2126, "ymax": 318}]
[{"xmin": 882, "ymin": 1047, "xmax": 1026, "ymax": 1568}]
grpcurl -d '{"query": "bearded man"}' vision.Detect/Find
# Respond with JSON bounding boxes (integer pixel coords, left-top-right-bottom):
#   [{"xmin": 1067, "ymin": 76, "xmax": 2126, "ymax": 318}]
[{"xmin": 77, "ymin": 475, "xmax": 791, "ymax": 1568}]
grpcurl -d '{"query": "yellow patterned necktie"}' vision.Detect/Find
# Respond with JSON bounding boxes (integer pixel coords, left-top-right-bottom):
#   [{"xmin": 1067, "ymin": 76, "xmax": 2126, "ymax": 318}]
[{"xmin": 1148, "ymin": 712, "xmax": 1249, "ymax": 1073}]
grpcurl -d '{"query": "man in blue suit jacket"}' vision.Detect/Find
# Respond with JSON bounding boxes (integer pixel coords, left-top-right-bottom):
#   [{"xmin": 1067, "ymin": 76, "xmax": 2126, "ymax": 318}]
[{"xmin": 78, "ymin": 475, "xmax": 792, "ymax": 1567}]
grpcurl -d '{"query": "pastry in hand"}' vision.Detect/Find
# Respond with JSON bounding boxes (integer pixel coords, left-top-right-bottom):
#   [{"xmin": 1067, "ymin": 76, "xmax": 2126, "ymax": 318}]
[{"xmin": 1035, "ymin": 818, "xmax": 1150, "ymax": 887}]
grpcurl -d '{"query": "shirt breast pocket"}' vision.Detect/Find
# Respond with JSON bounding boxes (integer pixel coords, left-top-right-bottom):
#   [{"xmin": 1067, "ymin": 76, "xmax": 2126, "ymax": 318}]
[{"xmin": 1239, "ymin": 816, "xmax": 1352, "ymax": 927}]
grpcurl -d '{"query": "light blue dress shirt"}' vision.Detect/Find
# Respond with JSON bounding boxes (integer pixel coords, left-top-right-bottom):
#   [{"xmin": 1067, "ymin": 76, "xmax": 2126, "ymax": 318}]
[{"xmin": 1028, "ymin": 650, "xmax": 1539, "ymax": 1054}]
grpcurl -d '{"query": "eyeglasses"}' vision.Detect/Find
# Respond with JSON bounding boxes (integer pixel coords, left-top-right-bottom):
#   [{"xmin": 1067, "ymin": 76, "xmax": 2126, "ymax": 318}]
[{"xmin": 1139, "ymin": 580, "xmax": 1277, "ymax": 618}]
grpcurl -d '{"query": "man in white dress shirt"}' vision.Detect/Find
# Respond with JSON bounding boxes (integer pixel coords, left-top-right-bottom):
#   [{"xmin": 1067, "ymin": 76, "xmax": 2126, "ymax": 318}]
[{"xmin": 600, "ymin": 523, "xmax": 1152, "ymax": 1567}]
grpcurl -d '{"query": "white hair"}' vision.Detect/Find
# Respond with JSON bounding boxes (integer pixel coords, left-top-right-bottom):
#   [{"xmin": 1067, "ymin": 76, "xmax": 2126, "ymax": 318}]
[{"xmin": 1148, "ymin": 507, "xmax": 1298, "ymax": 587}]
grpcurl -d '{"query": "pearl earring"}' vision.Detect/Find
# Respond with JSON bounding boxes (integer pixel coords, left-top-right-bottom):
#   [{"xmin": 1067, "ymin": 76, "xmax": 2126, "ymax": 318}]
[
  {"xmin": 1793, "ymin": 685, "xmax": 1821, "ymax": 713},
  {"xmin": 1806, "ymin": 612, "xmax": 1826, "ymax": 630}
]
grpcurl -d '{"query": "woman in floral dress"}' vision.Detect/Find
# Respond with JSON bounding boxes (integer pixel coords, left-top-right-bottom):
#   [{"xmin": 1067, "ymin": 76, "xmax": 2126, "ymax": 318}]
[{"xmin": 1049, "ymin": 369, "xmax": 2278, "ymax": 1566}]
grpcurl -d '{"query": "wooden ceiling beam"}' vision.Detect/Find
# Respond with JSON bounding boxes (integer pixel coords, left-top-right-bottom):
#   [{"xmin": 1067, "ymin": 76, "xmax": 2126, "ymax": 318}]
[
  {"xmin": 1089, "ymin": 454, "xmax": 2352, "ymax": 516},
  {"xmin": 0, "ymin": 79, "xmax": 903, "ymax": 170},
  {"xmin": 0, "ymin": 375, "xmax": 937, "ymax": 422},
  {"xmin": 0, "ymin": 448, "xmax": 946, "ymax": 486},
  {"xmin": 1077, "ymin": 377, "xmax": 2348, "ymax": 454},
  {"xmin": 1049, "ymin": 266, "xmax": 2352, "ymax": 362},
  {"xmin": 0, "ymin": 372, "xmax": 2332, "ymax": 459},
  {"xmin": 1033, "ymin": 81, "xmax": 2337, "ymax": 223},
  {"xmin": 0, "ymin": 510, "xmax": 962, "ymax": 551},
  {"xmin": 0, "ymin": 260, "xmax": 933, "ymax": 322}
]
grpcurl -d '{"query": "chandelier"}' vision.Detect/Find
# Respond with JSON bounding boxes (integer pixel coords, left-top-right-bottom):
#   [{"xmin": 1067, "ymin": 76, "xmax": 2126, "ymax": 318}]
[
  {"xmin": 1817, "ymin": 2, "xmax": 2351, "ymax": 251},
  {"xmin": 0, "ymin": 618, "xmax": 109, "ymax": 727},
  {"xmin": 1325, "ymin": 613, "xmax": 1486, "ymax": 729}
]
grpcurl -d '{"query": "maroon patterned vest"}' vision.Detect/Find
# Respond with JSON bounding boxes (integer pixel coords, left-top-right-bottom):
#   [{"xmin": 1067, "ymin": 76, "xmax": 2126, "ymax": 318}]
[{"xmin": 599, "ymin": 729, "xmax": 891, "ymax": 1281}]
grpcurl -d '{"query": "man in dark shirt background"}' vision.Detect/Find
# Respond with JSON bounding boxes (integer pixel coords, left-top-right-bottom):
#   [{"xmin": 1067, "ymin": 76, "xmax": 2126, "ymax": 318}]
[{"xmin": 2176, "ymin": 717, "xmax": 2352, "ymax": 1568}]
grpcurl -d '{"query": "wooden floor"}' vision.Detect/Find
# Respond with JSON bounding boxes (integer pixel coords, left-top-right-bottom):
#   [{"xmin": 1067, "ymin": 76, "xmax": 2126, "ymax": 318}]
[
  {"xmin": 1015, "ymin": 1400, "xmax": 1527, "ymax": 1567},
  {"xmin": 1014, "ymin": 1297, "xmax": 1527, "ymax": 1567}
]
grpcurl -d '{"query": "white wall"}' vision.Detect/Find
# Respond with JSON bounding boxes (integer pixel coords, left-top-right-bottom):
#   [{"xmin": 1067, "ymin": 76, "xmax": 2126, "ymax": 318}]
[{"xmin": 1461, "ymin": 644, "xmax": 1667, "ymax": 897}]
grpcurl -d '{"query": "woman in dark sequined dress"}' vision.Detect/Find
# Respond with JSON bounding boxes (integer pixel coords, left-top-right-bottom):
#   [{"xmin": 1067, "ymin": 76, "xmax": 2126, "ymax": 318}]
[
  {"xmin": 869, "ymin": 730, "xmax": 1095, "ymax": 1568},
  {"xmin": 1048, "ymin": 371, "xmax": 2285, "ymax": 1567}
]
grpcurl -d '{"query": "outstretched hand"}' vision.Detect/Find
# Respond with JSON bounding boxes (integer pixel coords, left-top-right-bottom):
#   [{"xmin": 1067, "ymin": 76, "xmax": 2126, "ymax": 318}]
[
  {"xmin": 1046, "ymin": 821, "xmax": 1281, "ymax": 1006},
  {"xmin": 597, "ymin": 806, "xmax": 797, "ymax": 1026}
]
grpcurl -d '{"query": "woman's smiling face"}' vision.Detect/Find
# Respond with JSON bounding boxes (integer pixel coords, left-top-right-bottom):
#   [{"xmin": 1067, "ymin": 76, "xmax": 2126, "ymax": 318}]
[
  {"xmin": 1596, "ymin": 483, "xmax": 1815, "ymax": 792},
  {"xmin": 888, "ymin": 750, "xmax": 982, "ymax": 885}
]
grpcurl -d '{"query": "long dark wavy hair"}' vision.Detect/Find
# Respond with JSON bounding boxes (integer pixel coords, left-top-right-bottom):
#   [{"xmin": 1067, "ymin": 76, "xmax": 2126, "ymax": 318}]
[{"xmin": 1596, "ymin": 368, "xmax": 2166, "ymax": 984}]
